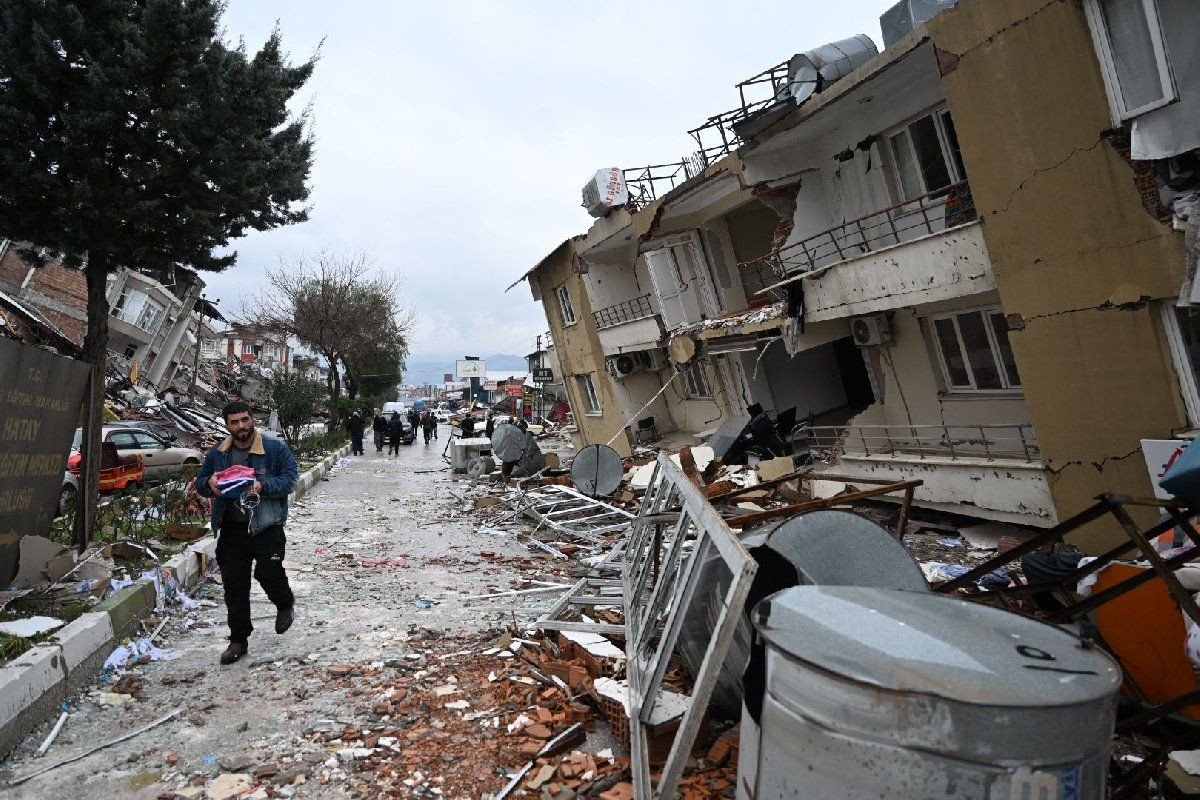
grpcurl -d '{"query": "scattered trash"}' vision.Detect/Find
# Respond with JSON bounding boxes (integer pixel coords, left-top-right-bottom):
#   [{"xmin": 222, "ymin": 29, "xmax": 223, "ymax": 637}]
[
  {"xmin": 0, "ymin": 616, "xmax": 65, "ymax": 637},
  {"xmin": 103, "ymin": 638, "xmax": 180, "ymax": 672},
  {"xmin": 414, "ymin": 600, "xmax": 433, "ymax": 609}
]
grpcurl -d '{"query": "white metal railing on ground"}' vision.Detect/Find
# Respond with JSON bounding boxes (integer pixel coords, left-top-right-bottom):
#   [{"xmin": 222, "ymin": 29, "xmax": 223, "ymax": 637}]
[{"xmin": 801, "ymin": 422, "xmax": 1039, "ymax": 463}]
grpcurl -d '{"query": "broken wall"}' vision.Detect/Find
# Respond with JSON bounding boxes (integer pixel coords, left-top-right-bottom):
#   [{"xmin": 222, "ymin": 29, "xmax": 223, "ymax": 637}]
[{"xmin": 929, "ymin": 0, "xmax": 1189, "ymax": 549}]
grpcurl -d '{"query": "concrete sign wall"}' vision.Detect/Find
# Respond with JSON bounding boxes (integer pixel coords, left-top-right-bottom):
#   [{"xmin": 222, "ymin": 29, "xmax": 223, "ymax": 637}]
[{"xmin": 0, "ymin": 338, "xmax": 89, "ymax": 584}]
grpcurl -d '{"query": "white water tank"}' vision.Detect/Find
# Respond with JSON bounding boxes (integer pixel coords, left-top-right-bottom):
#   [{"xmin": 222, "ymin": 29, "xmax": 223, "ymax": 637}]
[
  {"xmin": 737, "ymin": 586, "xmax": 1121, "ymax": 799},
  {"xmin": 581, "ymin": 168, "xmax": 629, "ymax": 217}
]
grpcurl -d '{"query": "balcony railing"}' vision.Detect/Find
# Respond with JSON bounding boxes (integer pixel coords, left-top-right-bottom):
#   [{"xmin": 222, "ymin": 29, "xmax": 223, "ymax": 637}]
[
  {"xmin": 801, "ymin": 422, "xmax": 1039, "ymax": 463},
  {"xmin": 749, "ymin": 181, "xmax": 977, "ymax": 286},
  {"xmin": 593, "ymin": 294, "xmax": 656, "ymax": 330},
  {"xmin": 624, "ymin": 162, "xmax": 691, "ymax": 210}
]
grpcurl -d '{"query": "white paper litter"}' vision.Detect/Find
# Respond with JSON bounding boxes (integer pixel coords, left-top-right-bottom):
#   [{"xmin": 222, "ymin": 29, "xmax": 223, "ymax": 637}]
[{"xmin": 0, "ymin": 616, "xmax": 65, "ymax": 637}]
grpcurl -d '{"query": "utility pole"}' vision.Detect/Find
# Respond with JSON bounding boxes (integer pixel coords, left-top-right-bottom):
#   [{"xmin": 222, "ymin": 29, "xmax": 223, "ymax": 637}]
[{"xmin": 535, "ymin": 334, "xmax": 543, "ymax": 422}]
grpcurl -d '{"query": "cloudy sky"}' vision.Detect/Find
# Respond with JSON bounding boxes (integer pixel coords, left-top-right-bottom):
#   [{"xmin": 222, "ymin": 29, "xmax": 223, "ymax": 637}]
[{"xmin": 210, "ymin": 1, "xmax": 898, "ymax": 364}]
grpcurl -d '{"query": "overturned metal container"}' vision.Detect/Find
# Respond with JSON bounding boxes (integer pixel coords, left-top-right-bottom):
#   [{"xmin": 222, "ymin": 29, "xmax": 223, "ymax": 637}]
[{"xmin": 738, "ymin": 586, "xmax": 1121, "ymax": 799}]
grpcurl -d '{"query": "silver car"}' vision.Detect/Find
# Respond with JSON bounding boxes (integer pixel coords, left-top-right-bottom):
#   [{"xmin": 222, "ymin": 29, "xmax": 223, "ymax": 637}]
[{"xmin": 72, "ymin": 426, "xmax": 204, "ymax": 480}]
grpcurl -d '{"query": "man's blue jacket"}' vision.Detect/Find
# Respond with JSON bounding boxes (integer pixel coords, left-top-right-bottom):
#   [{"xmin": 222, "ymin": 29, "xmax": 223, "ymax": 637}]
[{"xmin": 195, "ymin": 429, "xmax": 299, "ymax": 534}]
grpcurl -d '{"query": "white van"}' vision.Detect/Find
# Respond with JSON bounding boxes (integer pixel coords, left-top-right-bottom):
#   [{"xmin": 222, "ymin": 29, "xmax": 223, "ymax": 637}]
[{"xmin": 381, "ymin": 401, "xmax": 408, "ymax": 418}]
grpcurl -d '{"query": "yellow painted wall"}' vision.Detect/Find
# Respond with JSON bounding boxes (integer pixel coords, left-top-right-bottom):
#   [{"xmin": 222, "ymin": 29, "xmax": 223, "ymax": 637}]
[
  {"xmin": 531, "ymin": 240, "xmax": 632, "ymax": 457},
  {"xmin": 929, "ymin": 0, "xmax": 1189, "ymax": 548}
]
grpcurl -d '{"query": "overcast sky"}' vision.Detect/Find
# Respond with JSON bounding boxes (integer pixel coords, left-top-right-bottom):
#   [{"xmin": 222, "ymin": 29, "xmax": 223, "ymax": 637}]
[{"xmin": 210, "ymin": 1, "xmax": 898, "ymax": 364}]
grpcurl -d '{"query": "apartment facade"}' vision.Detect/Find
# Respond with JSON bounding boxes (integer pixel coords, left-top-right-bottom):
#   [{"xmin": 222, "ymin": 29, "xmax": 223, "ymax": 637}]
[
  {"xmin": 519, "ymin": 0, "xmax": 1197, "ymax": 548},
  {"xmin": 0, "ymin": 240, "xmax": 221, "ymax": 393},
  {"xmin": 206, "ymin": 324, "xmax": 293, "ymax": 370}
]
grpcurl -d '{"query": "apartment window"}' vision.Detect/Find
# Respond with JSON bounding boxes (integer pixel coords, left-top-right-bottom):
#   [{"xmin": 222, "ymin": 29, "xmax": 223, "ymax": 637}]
[
  {"xmin": 1084, "ymin": 0, "xmax": 1176, "ymax": 120},
  {"xmin": 113, "ymin": 286, "xmax": 164, "ymax": 332},
  {"xmin": 241, "ymin": 343, "xmax": 255, "ymax": 356},
  {"xmin": 1162, "ymin": 305, "xmax": 1200, "ymax": 425},
  {"xmin": 887, "ymin": 108, "xmax": 965, "ymax": 200},
  {"xmin": 930, "ymin": 308, "xmax": 1021, "ymax": 392},
  {"xmin": 200, "ymin": 339, "xmax": 218, "ymax": 354},
  {"xmin": 682, "ymin": 361, "xmax": 712, "ymax": 399},
  {"xmin": 263, "ymin": 344, "xmax": 279, "ymax": 359},
  {"xmin": 556, "ymin": 285, "xmax": 576, "ymax": 326},
  {"xmin": 577, "ymin": 374, "xmax": 601, "ymax": 415},
  {"xmin": 122, "ymin": 343, "xmax": 138, "ymax": 359}
]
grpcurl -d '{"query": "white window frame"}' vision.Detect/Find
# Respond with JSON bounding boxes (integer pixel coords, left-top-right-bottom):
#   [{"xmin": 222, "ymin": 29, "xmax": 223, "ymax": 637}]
[
  {"xmin": 133, "ymin": 297, "xmax": 164, "ymax": 333},
  {"xmin": 556, "ymin": 284, "xmax": 576, "ymax": 326},
  {"xmin": 241, "ymin": 342, "xmax": 255, "ymax": 356},
  {"xmin": 682, "ymin": 361, "xmax": 712, "ymax": 399},
  {"xmin": 929, "ymin": 306, "xmax": 1021, "ymax": 393},
  {"xmin": 200, "ymin": 338, "xmax": 218, "ymax": 354},
  {"xmin": 263, "ymin": 344, "xmax": 279, "ymax": 359},
  {"xmin": 1160, "ymin": 303, "xmax": 1200, "ymax": 426},
  {"xmin": 885, "ymin": 106, "xmax": 965, "ymax": 202},
  {"xmin": 1083, "ymin": 0, "xmax": 1176, "ymax": 123},
  {"xmin": 577, "ymin": 374, "xmax": 602, "ymax": 415}
]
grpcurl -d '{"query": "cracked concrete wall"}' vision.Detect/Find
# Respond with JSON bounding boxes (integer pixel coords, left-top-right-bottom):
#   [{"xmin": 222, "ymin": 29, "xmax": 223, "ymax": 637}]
[{"xmin": 929, "ymin": 0, "xmax": 1189, "ymax": 549}]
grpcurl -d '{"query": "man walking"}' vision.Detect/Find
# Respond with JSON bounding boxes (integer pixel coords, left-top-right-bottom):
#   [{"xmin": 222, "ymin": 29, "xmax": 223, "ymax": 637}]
[
  {"xmin": 346, "ymin": 411, "xmax": 365, "ymax": 456},
  {"xmin": 196, "ymin": 402, "xmax": 298, "ymax": 665},
  {"xmin": 387, "ymin": 411, "xmax": 405, "ymax": 455},
  {"xmin": 372, "ymin": 410, "xmax": 387, "ymax": 452}
]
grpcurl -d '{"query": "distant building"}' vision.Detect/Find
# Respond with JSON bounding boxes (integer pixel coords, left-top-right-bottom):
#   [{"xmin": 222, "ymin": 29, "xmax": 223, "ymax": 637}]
[{"xmin": 206, "ymin": 324, "xmax": 292, "ymax": 371}]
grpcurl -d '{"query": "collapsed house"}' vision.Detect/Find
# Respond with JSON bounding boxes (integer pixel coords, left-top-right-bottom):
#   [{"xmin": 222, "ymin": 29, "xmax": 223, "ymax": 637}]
[{"xmin": 511, "ymin": 0, "xmax": 1200, "ymax": 554}]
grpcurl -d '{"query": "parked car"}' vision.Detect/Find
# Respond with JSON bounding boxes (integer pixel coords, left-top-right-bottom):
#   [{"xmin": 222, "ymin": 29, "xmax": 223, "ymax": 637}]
[
  {"xmin": 108, "ymin": 419, "xmax": 179, "ymax": 444},
  {"xmin": 63, "ymin": 441, "xmax": 145, "ymax": 509},
  {"xmin": 434, "ymin": 409, "xmax": 452, "ymax": 424},
  {"xmin": 72, "ymin": 426, "xmax": 203, "ymax": 480}
]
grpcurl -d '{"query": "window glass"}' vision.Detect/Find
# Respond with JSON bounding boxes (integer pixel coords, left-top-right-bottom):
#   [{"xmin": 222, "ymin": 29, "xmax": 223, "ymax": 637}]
[
  {"xmin": 557, "ymin": 285, "xmax": 576, "ymax": 325},
  {"xmin": 579, "ymin": 375, "xmax": 601, "ymax": 413},
  {"xmin": 988, "ymin": 311, "xmax": 1021, "ymax": 387},
  {"xmin": 123, "ymin": 343, "xmax": 137, "ymax": 359},
  {"xmin": 1100, "ymin": 0, "xmax": 1166, "ymax": 110},
  {"xmin": 1174, "ymin": 307, "xmax": 1200, "ymax": 394},
  {"xmin": 889, "ymin": 131, "xmax": 922, "ymax": 199},
  {"xmin": 957, "ymin": 311, "xmax": 1003, "ymax": 390},
  {"xmin": 242, "ymin": 343, "xmax": 254, "ymax": 355},
  {"xmin": 939, "ymin": 111, "xmax": 967, "ymax": 182},
  {"xmin": 135, "ymin": 299, "xmax": 163, "ymax": 331},
  {"xmin": 107, "ymin": 431, "xmax": 138, "ymax": 449},
  {"xmin": 933, "ymin": 318, "xmax": 970, "ymax": 388},
  {"xmin": 909, "ymin": 115, "xmax": 952, "ymax": 194},
  {"xmin": 133, "ymin": 432, "xmax": 163, "ymax": 448}
]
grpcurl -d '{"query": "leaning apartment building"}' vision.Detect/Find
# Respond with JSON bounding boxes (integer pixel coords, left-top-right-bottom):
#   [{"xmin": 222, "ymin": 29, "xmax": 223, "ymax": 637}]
[{"xmin": 514, "ymin": 0, "xmax": 1200, "ymax": 552}]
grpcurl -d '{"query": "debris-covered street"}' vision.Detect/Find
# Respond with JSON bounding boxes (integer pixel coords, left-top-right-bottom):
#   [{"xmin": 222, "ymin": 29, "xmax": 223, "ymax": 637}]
[{"xmin": 3, "ymin": 442, "xmax": 561, "ymax": 799}]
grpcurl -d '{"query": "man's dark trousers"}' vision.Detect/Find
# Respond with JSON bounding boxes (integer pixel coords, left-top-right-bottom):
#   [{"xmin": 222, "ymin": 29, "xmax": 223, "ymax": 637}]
[
  {"xmin": 351, "ymin": 430, "xmax": 364, "ymax": 455},
  {"xmin": 217, "ymin": 522, "xmax": 294, "ymax": 644}
]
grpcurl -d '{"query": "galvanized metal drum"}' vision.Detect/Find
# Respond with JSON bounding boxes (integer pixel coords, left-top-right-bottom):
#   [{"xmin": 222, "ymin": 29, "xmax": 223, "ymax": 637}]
[
  {"xmin": 738, "ymin": 586, "xmax": 1121, "ymax": 800},
  {"xmin": 679, "ymin": 510, "xmax": 928, "ymax": 716}
]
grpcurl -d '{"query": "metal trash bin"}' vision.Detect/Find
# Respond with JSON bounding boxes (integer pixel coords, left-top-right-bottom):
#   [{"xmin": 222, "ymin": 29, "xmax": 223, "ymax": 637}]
[
  {"xmin": 450, "ymin": 437, "xmax": 492, "ymax": 473},
  {"xmin": 738, "ymin": 586, "xmax": 1121, "ymax": 799}
]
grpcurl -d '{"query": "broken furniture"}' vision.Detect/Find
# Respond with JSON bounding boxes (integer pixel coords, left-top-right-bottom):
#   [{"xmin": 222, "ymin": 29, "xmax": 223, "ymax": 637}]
[
  {"xmin": 930, "ymin": 493, "xmax": 1200, "ymax": 797},
  {"xmin": 738, "ymin": 586, "xmax": 1120, "ymax": 799}
]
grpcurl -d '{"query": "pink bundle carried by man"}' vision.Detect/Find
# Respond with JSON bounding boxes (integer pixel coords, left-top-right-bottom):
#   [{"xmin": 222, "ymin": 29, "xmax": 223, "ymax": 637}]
[{"xmin": 213, "ymin": 465, "xmax": 257, "ymax": 499}]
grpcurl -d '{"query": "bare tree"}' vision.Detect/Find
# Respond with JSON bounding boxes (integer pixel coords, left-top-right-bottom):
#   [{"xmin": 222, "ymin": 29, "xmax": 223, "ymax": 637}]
[{"xmin": 244, "ymin": 249, "xmax": 412, "ymax": 428}]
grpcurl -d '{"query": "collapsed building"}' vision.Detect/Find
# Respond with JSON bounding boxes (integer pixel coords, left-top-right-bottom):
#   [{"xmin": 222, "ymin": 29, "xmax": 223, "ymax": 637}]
[{"xmin": 512, "ymin": 0, "xmax": 1200, "ymax": 552}]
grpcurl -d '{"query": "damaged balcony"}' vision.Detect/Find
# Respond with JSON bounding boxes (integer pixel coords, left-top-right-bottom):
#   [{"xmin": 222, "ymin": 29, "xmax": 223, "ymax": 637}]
[
  {"xmin": 753, "ymin": 181, "xmax": 995, "ymax": 322},
  {"xmin": 804, "ymin": 422, "xmax": 1056, "ymax": 527},
  {"xmin": 593, "ymin": 294, "xmax": 663, "ymax": 357}
]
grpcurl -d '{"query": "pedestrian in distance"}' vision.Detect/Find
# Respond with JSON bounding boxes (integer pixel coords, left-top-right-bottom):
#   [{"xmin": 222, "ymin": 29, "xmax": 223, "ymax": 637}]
[
  {"xmin": 346, "ymin": 411, "xmax": 366, "ymax": 456},
  {"xmin": 485, "ymin": 412, "xmax": 495, "ymax": 440},
  {"xmin": 421, "ymin": 410, "xmax": 436, "ymax": 444},
  {"xmin": 387, "ymin": 411, "xmax": 404, "ymax": 455},
  {"xmin": 460, "ymin": 413, "xmax": 475, "ymax": 438},
  {"xmin": 372, "ymin": 410, "xmax": 387, "ymax": 452},
  {"xmin": 195, "ymin": 401, "xmax": 298, "ymax": 665}
]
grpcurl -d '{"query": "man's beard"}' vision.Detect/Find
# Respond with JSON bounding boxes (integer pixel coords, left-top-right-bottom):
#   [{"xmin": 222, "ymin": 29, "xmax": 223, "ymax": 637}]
[{"xmin": 234, "ymin": 426, "xmax": 255, "ymax": 443}]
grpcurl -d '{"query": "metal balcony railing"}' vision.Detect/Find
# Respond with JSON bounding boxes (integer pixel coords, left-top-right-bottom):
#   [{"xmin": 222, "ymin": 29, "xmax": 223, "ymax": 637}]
[
  {"xmin": 624, "ymin": 162, "xmax": 691, "ymax": 210},
  {"xmin": 800, "ymin": 422, "xmax": 1040, "ymax": 463},
  {"xmin": 593, "ymin": 294, "xmax": 656, "ymax": 330},
  {"xmin": 751, "ymin": 181, "xmax": 977, "ymax": 285}
]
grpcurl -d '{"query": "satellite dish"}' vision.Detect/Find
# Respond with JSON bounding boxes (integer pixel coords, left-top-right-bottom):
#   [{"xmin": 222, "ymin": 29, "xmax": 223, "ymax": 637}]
[
  {"xmin": 571, "ymin": 444, "xmax": 624, "ymax": 497},
  {"xmin": 490, "ymin": 424, "xmax": 528, "ymax": 463}
]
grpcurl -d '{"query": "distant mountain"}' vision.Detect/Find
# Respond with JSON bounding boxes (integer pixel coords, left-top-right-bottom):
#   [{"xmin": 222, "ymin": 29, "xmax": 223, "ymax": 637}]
[{"xmin": 402, "ymin": 354, "xmax": 528, "ymax": 386}]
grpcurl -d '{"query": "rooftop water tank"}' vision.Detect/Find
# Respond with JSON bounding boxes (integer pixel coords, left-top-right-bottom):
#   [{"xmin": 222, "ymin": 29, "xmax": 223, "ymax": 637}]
[
  {"xmin": 581, "ymin": 167, "xmax": 629, "ymax": 218},
  {"xmin": 787, "ymin": 35, "xmax": 880, "ymax": 106},
  {"xmin": 737, "ymin": 586, "xmax": 1121, "ymax": 799}
]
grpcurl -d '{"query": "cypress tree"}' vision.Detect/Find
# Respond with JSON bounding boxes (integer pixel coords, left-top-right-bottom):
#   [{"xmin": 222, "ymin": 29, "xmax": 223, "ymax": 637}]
[{"xmin": 0, "ymin": 0, "xmax": 316, "ymax": 549}]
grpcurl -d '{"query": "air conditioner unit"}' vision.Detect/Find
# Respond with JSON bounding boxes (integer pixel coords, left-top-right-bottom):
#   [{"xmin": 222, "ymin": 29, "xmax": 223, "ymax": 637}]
[
  {"xmin": 607, "ymin": 354, "xmax": 644, "ymax": 379},
  {"xmin": 851, "ymin": 314, "xmax": 891, "ymax": 347}
]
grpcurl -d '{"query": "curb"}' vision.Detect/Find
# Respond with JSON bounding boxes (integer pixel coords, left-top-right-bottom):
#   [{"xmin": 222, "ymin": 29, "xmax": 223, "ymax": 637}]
[{"xmin": 0, "ymin": 443, "xmax": 350, "ymax": 758}]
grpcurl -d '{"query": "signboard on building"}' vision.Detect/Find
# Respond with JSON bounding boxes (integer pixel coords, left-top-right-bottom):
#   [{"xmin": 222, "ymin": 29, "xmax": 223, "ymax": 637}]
[
  {"xmin": 506, "ymin": 383, "xmax": 525, "ymax": 397},
  {"xmin": 0, "ymin": 338, "xmax": 90, "ymax": 584},
  {"xmin": 455, "ymin": 360, "xmax": 486, "ymax": 379},
  {"xmin": 1141, "ymin": 439, "xmax": 1190, "ymax": 500},
  {"xmin": 532, "ymin": 367, "xmax": 553, "ymax": 383},
  {"xmin": 443, "ymin": 373, "xmax": 453, "ymax": 383}
]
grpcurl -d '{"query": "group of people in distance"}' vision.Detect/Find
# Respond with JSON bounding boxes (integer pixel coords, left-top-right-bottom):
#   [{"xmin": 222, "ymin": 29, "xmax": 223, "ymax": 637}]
[{"xmin": 343, "ymin": 406, "xmax": 440, "ymax": 456}]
